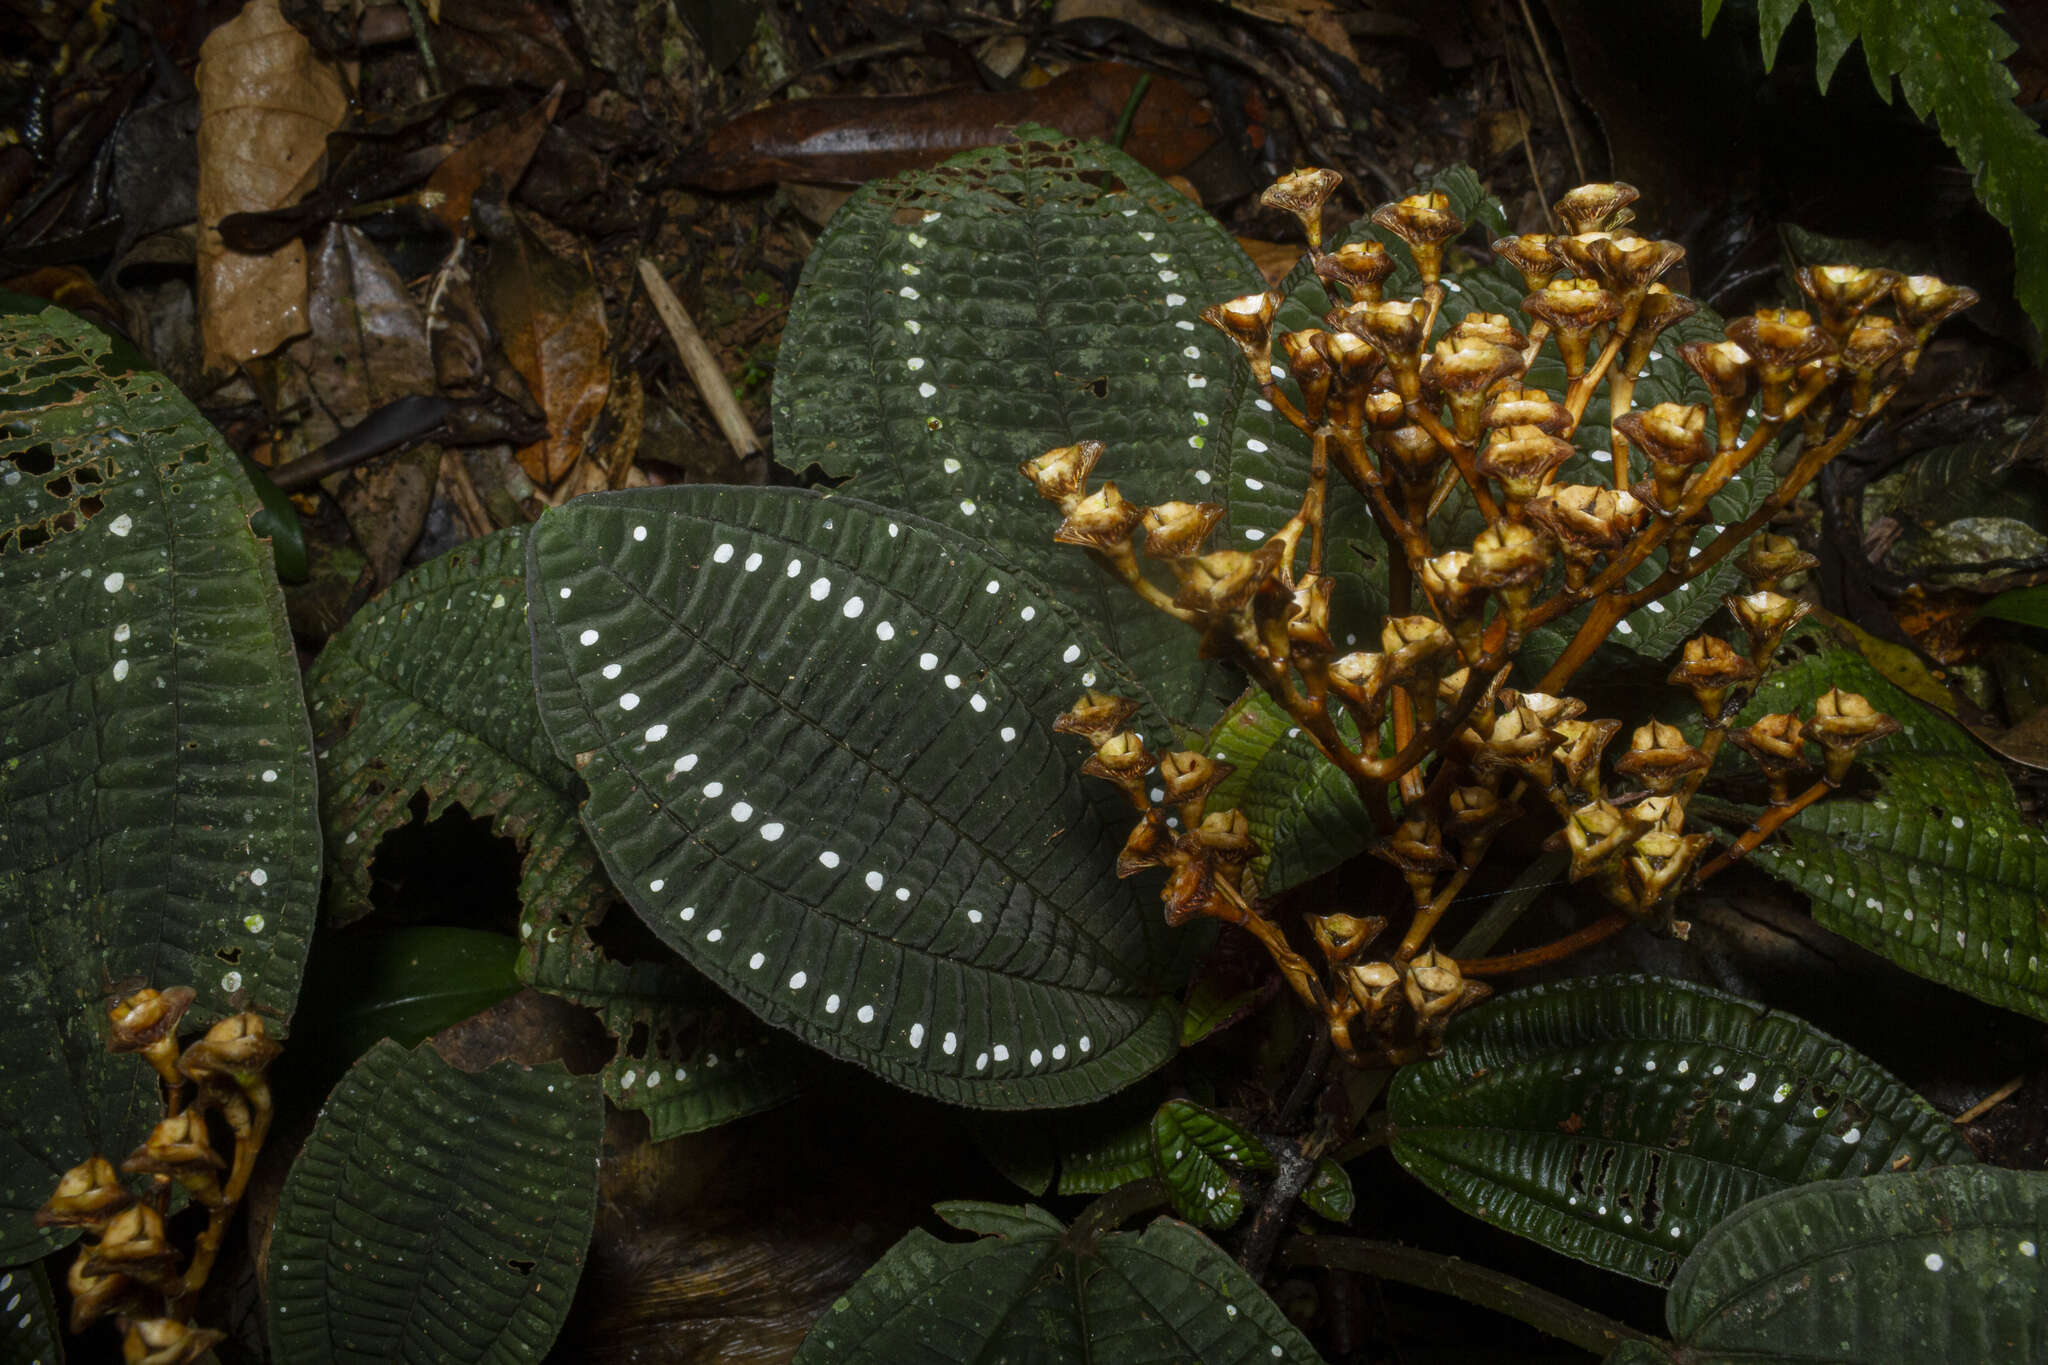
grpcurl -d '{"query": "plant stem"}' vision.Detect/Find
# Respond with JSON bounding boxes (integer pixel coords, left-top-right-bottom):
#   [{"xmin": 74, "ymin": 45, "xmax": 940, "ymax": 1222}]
[
  {"xmin": 1278, "ymin": 1234, "xmax": 1663, "ymax": 1358},
  {"xmin": 1111, "ymin": 74, "xmax": 1153, "ymax": 150},
  {"xmin": 1457, "ymin": 910, "xmax": 1631, "ymax": 976},
  {"xmin": 1691, "ymin": 776, "xmax": 1833, "ymax": 883},
  {"xmin": 1237, "ymin": 1139, "xmax": 1316, "ymax": 1279}
]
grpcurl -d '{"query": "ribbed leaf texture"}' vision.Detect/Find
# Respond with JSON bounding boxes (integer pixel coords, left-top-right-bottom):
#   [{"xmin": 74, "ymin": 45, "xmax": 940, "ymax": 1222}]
[
  {"xmin": 1737, "ymin": 642, "xmax": 2048, "ymax": 1022},
  {"xmin": 773, "ymin": 126, "xmax": 1274, "ymax": 732},
  {"xmin": 526, "ymin": 485, "xmax": 1185, "ymax": 1107},
  {"xmin": 0, "ymin": 1262, "xmax": 58, "ymax": 1365},
  {"xmin": 1645, "ymin": 1165, "xmax": 2048, "ymax": 1362},
  {"xmin": 1204, "ymin": 689, "xmax": 1376, "ymax": 897},
  {"xmin": 1706, "ymin": 0, "xmax": 2048, "ymax": 341},
  {"xmin": 1390, "ymin": 975, "xmax": 1970, "ymax": 1284},
  {"xmin": 1150, "ymin": 1100, "xmax": 1274, "ymax": 1229},
  {"xmin": 519, "ymin": 897, "xmax": 806, "ymax": 1139},
  {"xmin": 307, "ymin": 526, "xmax": 610, "ymax": 925},
  {"xmin": 0, "ymin": 304, "xmax": 319, "ymax": 1261},
  {"xmin": 266, "ymin": 1040, "xmax": 601, "ymax": 1365},
  {"xmin": 794, "ymin": 1203, "xmax": 1321, "ymax": 1363}
]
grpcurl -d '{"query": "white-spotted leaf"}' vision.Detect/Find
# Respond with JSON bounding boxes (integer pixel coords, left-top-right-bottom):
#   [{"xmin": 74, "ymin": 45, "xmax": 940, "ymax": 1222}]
[
  {"xmin": 1732, "ymin": 642, "xmax": 2048, "ymax": 1023},
  {"xmin": 1648, "ymin": 1165, "xmax": 2048, "ymax": 1361},
  {"xmin": 0, "ymin": 304, "xmax": 319, "ymax": 1261},
  {"xmin": 1390, "ymin": 975, "xmax": 1970, "ymax": 1284},
  {"xmin": 526, "ymin": 485, "xmax": 1185, "ymax": 1108}
]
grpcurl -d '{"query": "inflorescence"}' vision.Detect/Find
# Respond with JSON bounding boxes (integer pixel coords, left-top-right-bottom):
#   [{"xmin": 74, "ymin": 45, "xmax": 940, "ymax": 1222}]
[{"xmin": 1023, "ymin": 169, "xmax": 1970, "ymax": 1067}]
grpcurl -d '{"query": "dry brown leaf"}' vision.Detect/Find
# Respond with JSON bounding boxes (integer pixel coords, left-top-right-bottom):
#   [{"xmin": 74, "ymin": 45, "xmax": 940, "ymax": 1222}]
[
  {"xmin": 281, "ymin": 225, "xmax": 439, "ymax": 586},
  {"xmin": 195, "ymin": 0, "xmax": 349, "ymax": 375},
  {"xmin": 481, "ymin": 209, "xmax": 610, "ymax": 488},
  {"xmin": 1234, "ymin": 0, "xmax": 1359, "ymax": 67},
  {"xmin": 423, "ymin": 84, "xmax": 563, "ymax": 236},
  {"xmin": 1236, "ymin": 236, "xmax": 1301, "ymax": 286}
]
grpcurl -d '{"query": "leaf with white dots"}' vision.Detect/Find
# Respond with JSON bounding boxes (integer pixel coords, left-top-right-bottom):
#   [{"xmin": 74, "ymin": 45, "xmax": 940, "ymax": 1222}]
[
  {"xmin": 0, "ymin": 1260, "xmax": 59, "ymax": 1365},
  {"xmin": 1641, "ymin": 1165, "xmax": 2048, "ymax": 1362},
  {"xmin": 1150, "ymin": 1099, "xmax": 1274, "ymax": 1230},
  {"xmin": 794, "ymin": 1202, "xmax": 1322, "ymax": 1364},
  {"xmin": 527, "ymin": 485, "xmax": 1187, "ymax": 1108},
  {"xmin": 773, "ymin": 126, "xmax": 1267, "ymax": 732},
  {"xmin": 1730, "ymin": 642, "xmax": 2048, "ymax": 1023},
  {"xmin": 266, "ymin": 1040, "xmax": 601, "ymax": 1365},
  {"xmin": 519, "ymin": 896, "xmax": 806, "ymax": 1140},
  {"xmin": 1389, "ymin": 974, "xmax": 1971, "ymax": 1285},
  {"xmin": 307, "ymin": 526, "xmax": 610, "ymax": 927},
  {"xmin": 0, "ymin": 303, "xmax": 319, "ymax": 1262}
]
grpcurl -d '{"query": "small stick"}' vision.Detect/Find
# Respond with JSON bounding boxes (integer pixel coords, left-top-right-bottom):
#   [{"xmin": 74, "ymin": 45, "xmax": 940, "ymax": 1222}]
[
  {"xmin": 1516, "ymin": 0, "xmax": 1586, "ymax": 185},
  {"xmin": 636, "ymin": 257, "xmax": 766, "ymax": 475},
  {"xmin": 1954, "ymin": 1075, "xmax": 2026, "ymax": 1127}
]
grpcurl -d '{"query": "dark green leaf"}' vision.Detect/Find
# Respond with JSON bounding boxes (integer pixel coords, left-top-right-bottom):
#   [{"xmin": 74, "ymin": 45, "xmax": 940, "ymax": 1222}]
[
  {"xmin": 240, "ymin": 453, "xmax": 308, "ymax": 583},
  {"xmin": 0, "ymin": 303, "xmax": 319, "ymax": 1262},
  {"xmin": 1716, "ymin": 0, "xmax": 2048, "ymax": 341},
  {"xmin": 520, "ymin": 897, "xmax": 806, "ymax": 1140},
  {"xmin": 1655, "ymin": 1165, "xmax": 2048, "ymax": 1361},
  {"xmin": 773, "ymin": 126, "xmax": 1267, "ymax": 730},
  {"xmin": 266, "ymin": 1040, "xmax": 601, "ymax": 1365},
  {"xmin": 795, "ymin": 1205, "xmax": 1321, "ymax": 1363},
  {"xmin": 1179, "ymin": 978, "xmax": 1266, "ymax": 1046},
  {"xmin": 1736, "ymin": 643, "xmax": 2048, "ymax": 1021},
  {"xmin": 1980, "ymin": 584, "xmax": 2048, "ymax": 629},
  {"xmin": 306, "ymin": 526, "xmax": 611, "ymax": 928},
  {"xmin": 297, "ymin": 927, "xmax": 521, "ymax": 1071},
  {"xmin": 1390, "ymin": 974, "xmax": 1971, "ymax": 1284},
  {"xmin": 0, "ymin": 1261, "xmax": 59, "ymax": 1365},
  {"xmin": 1203, "ymin": 689, "xmax": 1377, "ymax": 897},
  {"xmin": 526, "ymin": 484, "xmax": 1185, "ymax": 1108},
  {"xmin": 1150, "ymin": 1100, "xmax": 1273, "ymax": 1229},
  {"xmin": 1301, "ymin": 1157, "xmax": 1354, "ymax": 1224}
]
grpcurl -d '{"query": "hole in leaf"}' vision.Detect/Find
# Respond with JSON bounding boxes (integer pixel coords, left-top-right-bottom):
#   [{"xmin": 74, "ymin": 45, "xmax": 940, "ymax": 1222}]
[
  {"xmin": 587, "ymin": 899, "xmax": 669, "ymax": 965},
  {"xmin": 505, "ymin": 1257, "xmax": 536, "ymax": 1276},
  {"xmin": 366, "ymin": 796, "xmax": 522, "ymax": 928},
  {"xmin": 8, "ymin": 445, "xmax": 55, "ymax": 476},
  {"xmin": 216, "ymin": 946, "xmax": 242, "ymax": 965}
]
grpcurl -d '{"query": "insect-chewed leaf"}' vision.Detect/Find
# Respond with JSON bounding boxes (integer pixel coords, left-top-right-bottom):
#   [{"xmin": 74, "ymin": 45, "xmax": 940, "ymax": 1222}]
[
  {"xmin": 526, "ymin": 485, "xmax": 1185, "ymax": 1108},
  {"xmin": 1654, "ymin": 1165, "xmax": 2048, "ymax": 1362},
  {"xmin": 1390, "ymin": 975, "xmax": 1970, "ymax": 1284},
  {"xmin": 0, "ymin": 303, "xmax": 319, "ymax": 1262},
  {"xmin": 306, "ymin": 526, "xmax": 610, "ymax": 926},
  {"xmin": 794, "ymin": 1204, "xmax": 1320, "ymax": 1363}
]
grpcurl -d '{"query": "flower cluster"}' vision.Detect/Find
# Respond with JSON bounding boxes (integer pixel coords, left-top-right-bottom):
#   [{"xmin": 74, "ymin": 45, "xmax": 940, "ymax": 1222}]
[
  {"xmin": 36, "ymin": 986, "xmax": 281, "ymax": 1360},
  {"xmin": 1025, "ymin": 170, "xmax": 1969, "ymax": 1065}
]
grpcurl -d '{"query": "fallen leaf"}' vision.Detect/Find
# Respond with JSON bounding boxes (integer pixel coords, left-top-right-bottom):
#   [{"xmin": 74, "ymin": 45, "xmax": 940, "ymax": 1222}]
[
  {"xmin": 479, "ymin": 203, "xmax": 610, "ymax": 488},
  {"xmin": 1231, "ymin": 0, "xmax": 1359, "ymax": 67},
  {"xmin": 195, "ymin": 0, "xmax": 349, "ymax": 374},
  {"xmin": 423, "ymin": 84, "xmax": 562, "ymax": 236},
  {"xmin": 690, "ymin": 62, "xmax": 1219, "ymax": 191},
  {"xmin": 1235, "ymin": 236, "xmax": 1301, "ymax": 286},
  {"xmin": 279, "ymin": 224, "xmax": 440, "ymax": 585}
]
